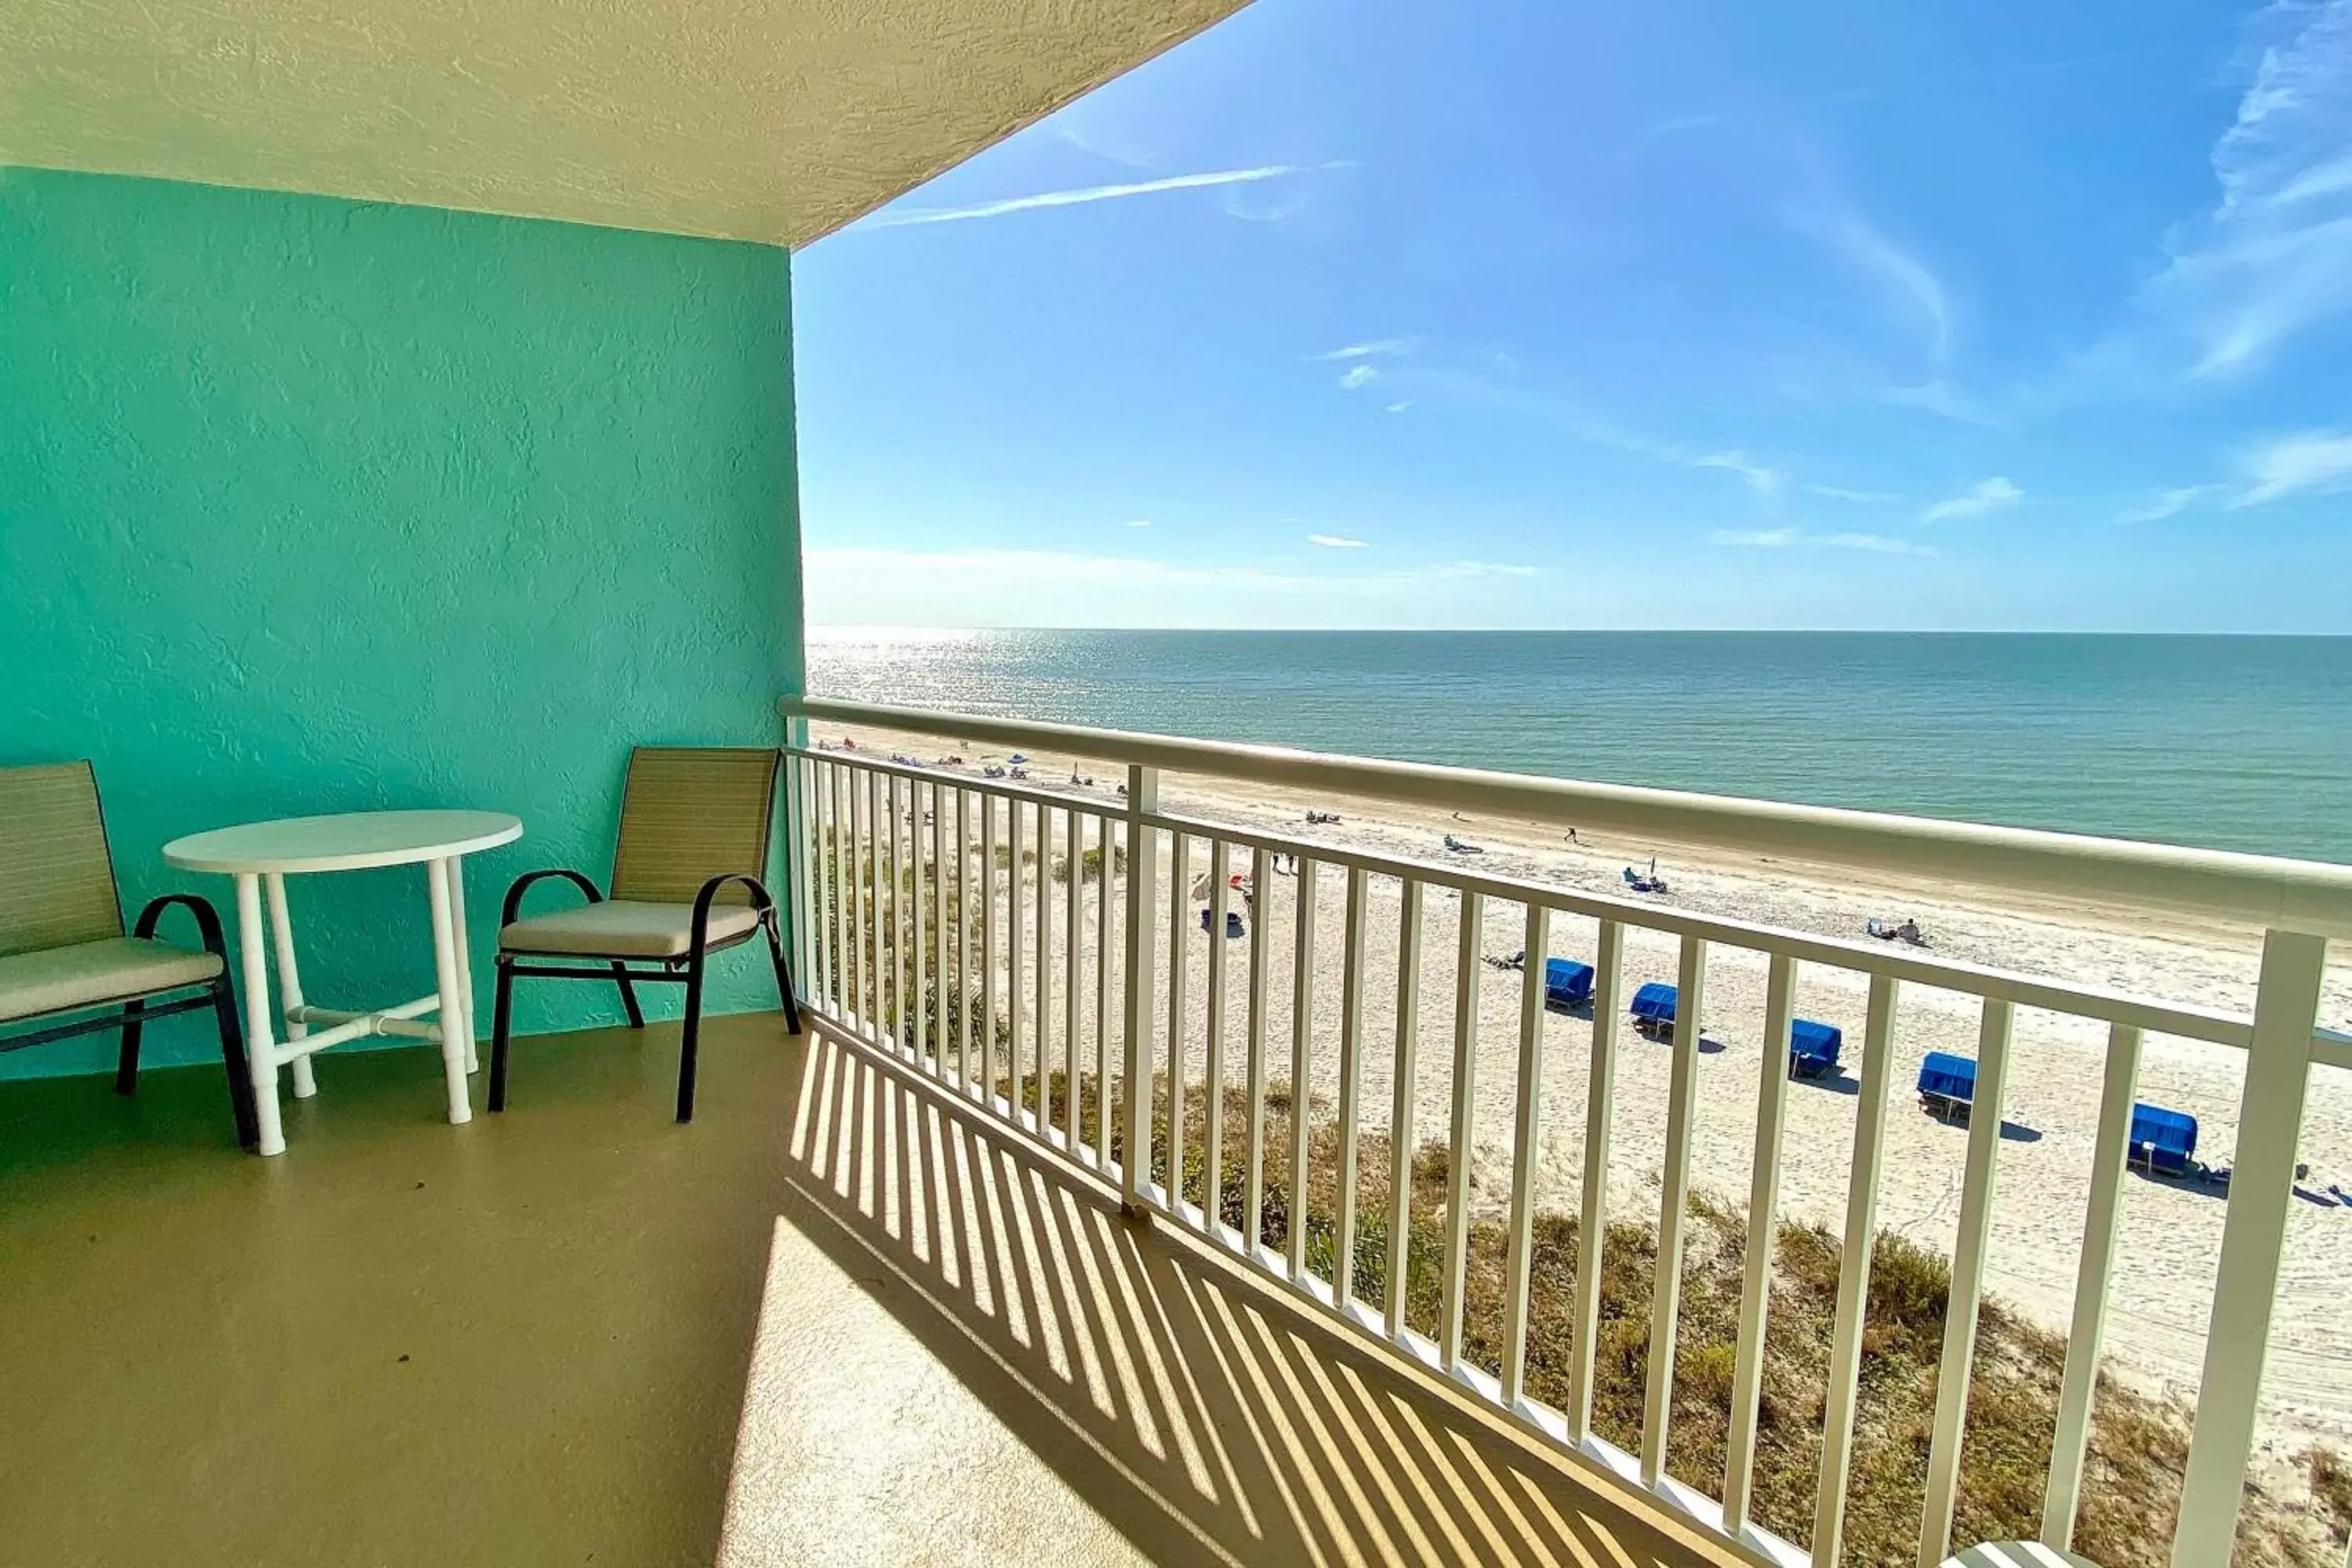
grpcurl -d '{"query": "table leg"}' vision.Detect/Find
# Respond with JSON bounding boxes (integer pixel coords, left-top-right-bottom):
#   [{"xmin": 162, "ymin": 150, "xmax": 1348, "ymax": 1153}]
[
  {"xmin": 426, "ymin": 856, "xmax": 473, "ymax": 1125},
  {"xmin": 444, "ymin": 856, "xmax": 479, "ymax": 1074},
  {"xmin": 265, "ymin": 873, "xmax": 318, "ymax": 1100},
  {"xmin": 234, "ymin": 873, "xmax": 286, "ymax": 1157}
]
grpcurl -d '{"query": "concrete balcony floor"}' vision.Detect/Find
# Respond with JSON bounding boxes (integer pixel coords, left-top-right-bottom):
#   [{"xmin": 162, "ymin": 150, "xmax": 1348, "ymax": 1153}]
[{"xmin": 0, "ymin": 1013, "xmax": 1733, "ymax": 1568}]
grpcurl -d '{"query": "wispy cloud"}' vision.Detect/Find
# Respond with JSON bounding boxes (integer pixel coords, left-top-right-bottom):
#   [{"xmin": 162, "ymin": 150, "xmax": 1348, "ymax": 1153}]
[
  {"xmin": 1711, "ymin": 528, "xmax": 1940, "ymax": 557},
  {"xmin": 1338, "ymin": 365, "xmax": 1380, "ymax": 390},
  {"xmin": 1401, "ymin": 368, "xmax": 1800, "ymax": 493},
  {"xmin": 864, "ymin": 164, "xmax": 1339, "ymax": 227},
  {"xmin": 1921, "ymin": 476, "xmax": 2024, "ymax": 523},
  {"xmin": 1384, "ymin": 401, "xmax": 1414, "ymax": 414},
  {"xmin": 1879, "ymin": 379, "xmax": 2005, "ymax": 426},
  {"xmin": 1308, "ymin": 533, "xmax": 1370, "ymax": 548},
  {"xmin": 1803, "ymin": 483, "xmax": 1900, "ymax": 503},
  {"xmin": 1790, "ymin": 206, "xmax": 1952, "ymax": 362},
  {"xmin": 2118, "ymin": 0, "xmax": 2352, "ymax": 379},
  {"xmin": 2117, "ymin": 486, "xmax": 2212, "ymax": 524},
  {"xmin": 2231, "ymin": 429, "xmax": 2352, "ymax": 506},
  {"xmin": 1316, "ymin": 339, "xmax": 1417, "ymax": 361},
  {"xmin": 1431, "ymin": 560, "xmax": 1543, "ymax": 579},
  {"xmin": 1121, "ymin": 518, "xmax": 1152, "ymax": 528},
  {"xmin": 1693, "ymin": 451, "xmax": 1784, "ymax": 494}
]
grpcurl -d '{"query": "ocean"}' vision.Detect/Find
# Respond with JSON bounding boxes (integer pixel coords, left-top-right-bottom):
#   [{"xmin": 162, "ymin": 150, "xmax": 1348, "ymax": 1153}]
[{"xmin": 805, "ymin": 630, "xmax": 2352, "ymax": 866}]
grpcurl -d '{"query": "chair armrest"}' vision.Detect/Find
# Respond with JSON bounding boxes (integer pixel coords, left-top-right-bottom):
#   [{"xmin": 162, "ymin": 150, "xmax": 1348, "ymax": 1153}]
[
  {"xmin": 132, "ymin": 893, "xmax": 229, "ymax": 956},
  {"xmin": 689, "ymin": 874, "xmax": 775, "ymax": 952},
  {"xmin": 499, "ymin": 868, "xmax": 605, "ymax": 927}
]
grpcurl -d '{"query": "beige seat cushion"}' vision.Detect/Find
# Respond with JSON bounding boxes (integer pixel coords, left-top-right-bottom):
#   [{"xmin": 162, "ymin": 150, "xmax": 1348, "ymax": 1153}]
[
  {"xmin": 499, "ymin": 899, "xmax": 761, "ymax": 960},
  {"xmin": 0, "ymin": 937, "xmax": 223, "ymax": 1024}
]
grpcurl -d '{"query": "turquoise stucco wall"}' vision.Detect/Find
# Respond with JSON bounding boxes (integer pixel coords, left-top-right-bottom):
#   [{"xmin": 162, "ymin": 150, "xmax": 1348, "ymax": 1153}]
[{"xmin": 0, "ymin": 167, "xmax": 803, "ymax": 1079}]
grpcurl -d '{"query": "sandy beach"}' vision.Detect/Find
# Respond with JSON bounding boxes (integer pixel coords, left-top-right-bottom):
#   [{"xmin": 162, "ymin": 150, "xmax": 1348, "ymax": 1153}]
[{"xmin": 808, "ymin": 720, "xmax": 2352, "ymax": 1461}]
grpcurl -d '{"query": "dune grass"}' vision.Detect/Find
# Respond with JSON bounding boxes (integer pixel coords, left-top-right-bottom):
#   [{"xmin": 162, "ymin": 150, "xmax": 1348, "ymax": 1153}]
[{"xmin": 978, "ymin": 1062, "xmax": 2343, "ymax": 1568}]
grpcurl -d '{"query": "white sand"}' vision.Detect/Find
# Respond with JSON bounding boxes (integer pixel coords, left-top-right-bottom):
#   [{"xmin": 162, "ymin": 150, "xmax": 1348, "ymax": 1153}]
[{"xmin": 810, "ymin": 723, "xmax": 2352, "ymax": 1453}]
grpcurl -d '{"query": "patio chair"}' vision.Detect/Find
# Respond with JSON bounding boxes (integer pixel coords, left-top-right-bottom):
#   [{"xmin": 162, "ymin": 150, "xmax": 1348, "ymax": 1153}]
[
  {"xmin": 0, "ymin": 762, "xmax": 257, "ymax": 1147},
  {"xmin": 488, "ymin": 746, "xmax": 800, "ymax": 1122}
]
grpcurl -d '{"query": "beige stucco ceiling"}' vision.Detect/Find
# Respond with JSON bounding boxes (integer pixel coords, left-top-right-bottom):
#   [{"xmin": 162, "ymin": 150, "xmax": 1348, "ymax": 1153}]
[{"xmin": 0, "ymin": 0, "xmax": 1248, "ymax": 245}]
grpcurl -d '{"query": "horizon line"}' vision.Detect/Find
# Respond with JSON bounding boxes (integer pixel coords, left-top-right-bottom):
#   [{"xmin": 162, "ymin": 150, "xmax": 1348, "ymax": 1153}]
[{"xmin": 804, "ymin": 624, "xmax": 2352, "ymax": 638}]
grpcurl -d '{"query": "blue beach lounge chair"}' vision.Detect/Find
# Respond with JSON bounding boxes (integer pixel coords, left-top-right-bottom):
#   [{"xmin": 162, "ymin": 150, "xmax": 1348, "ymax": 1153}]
[
  {"xmin": 1917, "ymin": 1051, "xmax": 1977, "ymax": 1120},
  {"xmin": 1788, "ymin": 1019, "xmax": 1842, "ymax": 1079},
  {"xmin": 2129, "ymin": 1103, "xmax": 2198, "ymax": 1176},
  {"xmin": 1629, "ymin": 982, "xmax": 1678, "ymax": 1039},
  {"xmin": 1544, "ymin": 958, "xmax": 1595, "ymax": 1012}
]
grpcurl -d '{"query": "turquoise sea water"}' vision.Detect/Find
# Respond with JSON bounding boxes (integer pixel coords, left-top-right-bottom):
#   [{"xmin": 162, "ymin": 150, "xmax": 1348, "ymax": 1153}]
[{"xmin": 806, "ymin": 630, "xmax": 2352, "ymax": 866}]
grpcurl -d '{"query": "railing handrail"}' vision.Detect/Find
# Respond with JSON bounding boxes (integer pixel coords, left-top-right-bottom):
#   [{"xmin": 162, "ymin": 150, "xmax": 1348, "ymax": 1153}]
[{"xmin": 782, "ymin": 695, "xmax": 2352, "ymax": 938}]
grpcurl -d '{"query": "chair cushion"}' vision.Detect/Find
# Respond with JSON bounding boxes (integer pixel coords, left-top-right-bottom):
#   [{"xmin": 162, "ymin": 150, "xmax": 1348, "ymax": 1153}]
[
  {"xmin": 499, "ymin": 899, "xmax": 761, "ymax": 960},
  {"xmin": 0, "ymin": 938, "xmax": 222, "ymax": 1025}
]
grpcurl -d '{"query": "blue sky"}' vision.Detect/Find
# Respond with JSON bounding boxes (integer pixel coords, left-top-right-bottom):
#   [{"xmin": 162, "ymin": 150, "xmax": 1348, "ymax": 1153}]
[{"xmin": 793, "ymin": 0, "xmax": 2352, "ymax": 631}]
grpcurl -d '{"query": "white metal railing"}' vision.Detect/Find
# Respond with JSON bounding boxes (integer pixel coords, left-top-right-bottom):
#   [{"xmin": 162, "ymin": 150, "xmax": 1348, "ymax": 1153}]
[{"xmin": 777, "ymin": 694, "xmax": 2347, "ymax": 1568}]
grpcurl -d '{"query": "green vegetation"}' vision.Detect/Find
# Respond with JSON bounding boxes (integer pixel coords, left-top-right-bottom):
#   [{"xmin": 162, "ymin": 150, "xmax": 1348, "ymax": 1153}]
[{"xmin": 989, "ymin": 1067, "xmax": 2342, "ymax": 1568}]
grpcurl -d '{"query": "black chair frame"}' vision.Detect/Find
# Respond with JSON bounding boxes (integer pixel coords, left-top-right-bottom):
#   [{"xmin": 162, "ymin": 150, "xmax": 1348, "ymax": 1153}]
[
  {"xmin": 488, "ymin": 870, "xmax": 800, "ymax": 1122},
  {"xmin": 0, "ymin": 895, "xmax": 258, "ymax": 1149}
]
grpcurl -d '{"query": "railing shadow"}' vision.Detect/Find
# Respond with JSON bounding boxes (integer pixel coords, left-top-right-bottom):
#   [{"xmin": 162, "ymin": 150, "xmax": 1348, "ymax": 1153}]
[{"xmin": 763, "ymin": 1028, "xmax": 1726, "ymax": 1568}]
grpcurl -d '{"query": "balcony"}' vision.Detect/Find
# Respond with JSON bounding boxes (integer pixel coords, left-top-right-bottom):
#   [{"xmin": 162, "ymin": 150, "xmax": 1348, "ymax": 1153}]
[
  {"xmin": 1, "ymin": 1008, "xmax": 1734, "ymax": 1567},
  {"xmin": 6, "ymin": 697, "xmax": 2347, "ymax": 1566}
]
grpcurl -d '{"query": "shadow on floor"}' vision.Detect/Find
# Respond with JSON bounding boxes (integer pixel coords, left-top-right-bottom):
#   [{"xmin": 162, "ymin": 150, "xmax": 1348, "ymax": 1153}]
[{"xmin": 732, "ymin": 1027, "xmax": 1730, "ymax": 1568}]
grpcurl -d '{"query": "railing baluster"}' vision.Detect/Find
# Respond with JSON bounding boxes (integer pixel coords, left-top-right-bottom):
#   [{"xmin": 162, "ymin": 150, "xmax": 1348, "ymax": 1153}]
[
  {"xmin": 846, "ymin": 765, "xmax": 866, "ymax": 1033},
  {"xmin": 1286, "ymin": 857, "xmax": 1319, "ymax": 1281},
  {"xmin": 2173, "ymin": 929, "xmax": 2329, "ymax": 1567},
  {"xmin": 895, "ymin": 775, "xmax": 914, "ymax": 1058},
  {"xmin": 1008, "ymin": 796, "xmax": 1025, "ymax": 1120},
  {"xmin": 1333, "ymin": 867, "xmax": 1370, "ymax": 1310},
  {"xmin": 1642, "ymin": 934, "xmax": 1710, "ymax": 1486},
  {"xmin": 1570, "ymin": 918, "xmax": 1624, "ymax": 1441},
  {"xmin": 1725, "ymin": 952, "xmax": 1797, "ymax": 1531},
  {"xmin": 818, "ymin": 761, "xmax": 837, "ymax": 1011},
  {"xmin": 1120, "ymin": 766, "xmax": 1160, "ymax": 1210},
  {"xmin": 1166, "ymin": 832, "xmax": 1192, "ymax": 1207},
  {"xmin": 2042, "ymin": 1018, "xmax": 2143, "ymax": 1547},
  {"xmin": 1918, "ymin": 997, "xmax": 2014, "ymax": 1566},
  {"xmin": 903, "ymin": 780, "xmax": 922, "ymax": 1062},
  {"xmin": 1204, "ymin": 839, "xmax": 1232, "ymax": 1234},
  {"xmin": 1814, "ymin": 971, "xmax": 1901, "ymax": 1567},
  {"xmin": 856, "ymin": 767, "xmax": 872, "ymax": 1034},
  {"xmin": 1035, "ymin": 801, "xmax": 1051, "ymax": 1127},
  {"xmin": 980, "ymin": 793, "xmax": 997, "ymax": 1102},
  {"xmin": 954, "ymin": 788, "xmax": 971, "ymax": 1087},
  {"xmin": 931, "ymin": 782, "xmax": 947, "ymax": 1080},
  {"xmin": 1245, "ymin": 845, "xmax": 1273, "ymax": 1250},
  {"xmin": 884, "ymin": 775, "xmax": 903, "ymax": 1053},
  {"xmin": 1501, "ymin": 902, "xmax": 1551, "ymax": 1409},
  {"xmin": 1065, "ymin": 804, "xmax": 1082, "ymax": 1145},
  {"xmin": 837, "ymin": 766, "xmax": 856, "ymax": 1025},
  {"xmin": 2042, "ymin": 1020, "xmax": 2143, "ymax": 1547},
  {"xmin": 1385, "ymin": 878, "xmax": 1425, "ymax": 1341},
  {"xmin": 1095, "ymin": 814, "xmax": 1112, "ymax": 1164},
  {"xmin": 1439, "ymin": 890, "xmax": 1483, "ymax": 1370},
  {"xmin": 867, "ymin": 768, "xmax": 885, "ymax": 1039}
]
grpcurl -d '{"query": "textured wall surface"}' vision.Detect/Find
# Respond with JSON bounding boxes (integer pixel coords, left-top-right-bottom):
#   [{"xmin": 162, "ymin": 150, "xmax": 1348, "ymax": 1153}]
[
  {"xmin": 1, "ymin": 0, "xmax": 1249, "ymax": 244},
  {"xmin": 0, "ymin": 167, "xmax": 802, "ymax": 1080}
]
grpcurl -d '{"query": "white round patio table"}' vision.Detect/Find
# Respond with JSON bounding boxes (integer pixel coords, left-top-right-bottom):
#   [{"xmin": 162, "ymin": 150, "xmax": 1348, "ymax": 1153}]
[{"xmin": 164, "ymin": 810, "xmax": 522, "ymax": 1156}]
